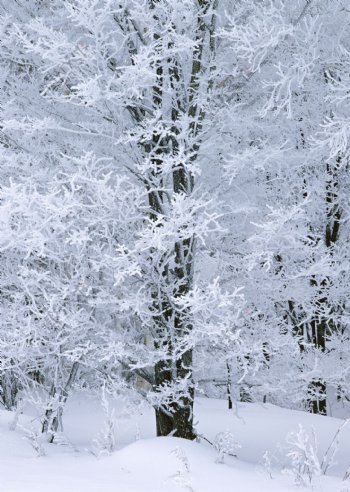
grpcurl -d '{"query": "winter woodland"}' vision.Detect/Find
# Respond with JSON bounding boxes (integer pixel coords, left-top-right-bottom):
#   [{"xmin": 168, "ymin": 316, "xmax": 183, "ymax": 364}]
[{"xmin": 1, "ymin": 1, "xmax": 350, "ymax": 487}]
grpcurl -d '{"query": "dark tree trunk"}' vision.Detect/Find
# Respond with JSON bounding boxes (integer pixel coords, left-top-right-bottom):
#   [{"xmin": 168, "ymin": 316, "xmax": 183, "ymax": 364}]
[
  {"xmin": 155, "ymin": 409, "xmax": 174, "ymax": 437},
  {"xmin": 309, "ymin": 316, "xmax": 327, "ymax": 415},
  {"xmin": 309, "ymin": 381, "xmax": 327, "ymax": 415},
  {"xmin": 307, "ymin": 158, "xmax": 342, "ymax": 415},
  {"xmin": 0, "ymin": 371, "xmax": 19, "ymax": 410},
  {"xmin": 140, "ymin": 0, "xmax": 217, "ymax": 440},
  {"xmin": 226, "ymin": 362, "xmax": 233, "ymax": 410}
]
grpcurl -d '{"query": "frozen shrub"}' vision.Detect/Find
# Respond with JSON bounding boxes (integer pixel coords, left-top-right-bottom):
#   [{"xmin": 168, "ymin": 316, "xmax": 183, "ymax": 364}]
[
  {"xmin": 285, "ymin": 424, "xmax": 321, "ymax": 486},
  {"xmin": 91, "ymin": 390, "xmax": 117, "ymax": 457},
  {"xmin": 214, "ymin": 430, "xmax": 241, "ymax": 464},
  {"xmin": 170, "ymin": 447, "xmax": 193, "ymax": 492},
  {"xmin": 20, "ymin": 425, "xmax": 46, "ymax": 457}
]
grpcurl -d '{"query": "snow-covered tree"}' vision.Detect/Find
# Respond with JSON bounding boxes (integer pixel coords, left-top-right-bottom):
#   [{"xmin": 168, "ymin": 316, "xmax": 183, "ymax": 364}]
[{"xmin": 0, "ymin": 0, "xmax": 244, "ymax": 439}]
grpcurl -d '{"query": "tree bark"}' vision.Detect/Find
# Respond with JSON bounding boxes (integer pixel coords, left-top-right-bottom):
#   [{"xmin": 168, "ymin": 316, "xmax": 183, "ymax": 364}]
[
  {"xmin": 308, "ymin": 158, "xmax": 342, "ymax": 415},
  {"xmin": 140, "ymin": 0, "xmax": 216, "ymax": 439}
]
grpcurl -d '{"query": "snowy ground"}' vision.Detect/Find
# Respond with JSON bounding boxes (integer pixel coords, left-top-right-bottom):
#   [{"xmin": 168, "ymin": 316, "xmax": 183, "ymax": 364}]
[{"xmin": 1, "ymin": 396, "xmax": 350, "ymax": 492}]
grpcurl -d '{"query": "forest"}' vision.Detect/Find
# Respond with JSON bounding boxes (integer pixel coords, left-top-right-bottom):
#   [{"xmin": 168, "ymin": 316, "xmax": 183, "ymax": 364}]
[{"xmin": 1, "ymin": 1, "xmax": 350, "ymax": 491}]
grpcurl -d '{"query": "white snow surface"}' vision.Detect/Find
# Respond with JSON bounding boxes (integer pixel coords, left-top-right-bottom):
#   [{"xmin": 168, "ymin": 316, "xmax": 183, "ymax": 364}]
[{"xmin": 1, "ymin": 396, "xmax": 349, "ymax": 491}]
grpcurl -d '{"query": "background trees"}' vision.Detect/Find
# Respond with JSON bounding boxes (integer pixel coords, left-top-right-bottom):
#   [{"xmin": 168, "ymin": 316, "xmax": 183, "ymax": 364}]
[{"xmin": 218, "ymin": 0, "xmax": 350, "ymax": 414}]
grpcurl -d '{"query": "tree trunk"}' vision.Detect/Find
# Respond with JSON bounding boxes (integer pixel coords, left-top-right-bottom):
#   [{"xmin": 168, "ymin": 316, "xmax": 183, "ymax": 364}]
[
  {"xmin": 154, "ymin": 350, "xmax": 195, "ymax": 439},
  {"xmin": 0, "ymin": 371, "xmax": 19, "ymax": 410},
  {"xmin": 144, "ymin": 0, "xmax": 217, "ymax": 440},
  {"xmin": 309, "ymin": 316, "xmax": 327, "ymax": 415},
  {"xmin": 226, "ymin": 362, "xmax": 233, "ymax": 410},
  {"xmin": 307, "ymin": 158, "xmax": 341, "ymax": 415},
  {"xmin": 42, "ymin": 362, "xmax": 79, "ymax": 441}
]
